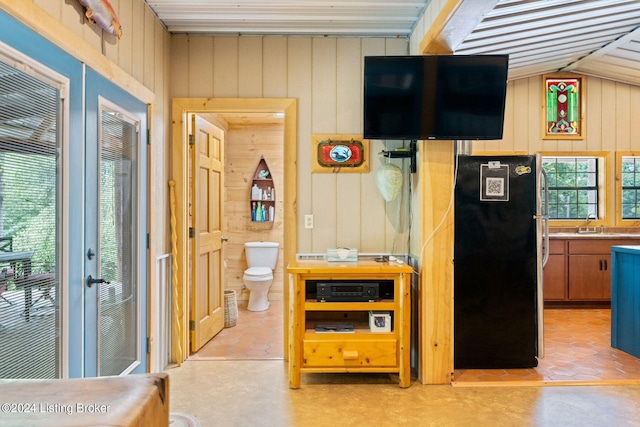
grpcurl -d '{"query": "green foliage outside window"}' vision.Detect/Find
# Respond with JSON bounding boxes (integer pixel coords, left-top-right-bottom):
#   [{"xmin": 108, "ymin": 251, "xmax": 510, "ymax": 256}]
[
  {"xmin": 542, "ymin": 156, "xmax": 599, "ymax": 220},
  {"xmin": 621, "ymin": 156, "xmax": 640, "ymax": 219},
  {"xmin": 0, "ymin": 153, "xmax": 56, "ymax": 275}
]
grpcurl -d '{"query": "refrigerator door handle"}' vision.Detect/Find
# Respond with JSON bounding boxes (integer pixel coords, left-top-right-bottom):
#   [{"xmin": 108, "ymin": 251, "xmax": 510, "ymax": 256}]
[
  {"xmin": 541, "ymin": 169, "xmax": 550, "ymax": 268},
  {"xmin": 536, "ymin": 161, "xmax": 548, "ymax": 360}
]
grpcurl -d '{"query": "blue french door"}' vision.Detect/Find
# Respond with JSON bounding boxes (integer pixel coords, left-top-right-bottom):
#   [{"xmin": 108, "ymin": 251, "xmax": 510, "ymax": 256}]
[{"xmin": 83, "ymin": 67, "xmax": 148, "ymax": 376}]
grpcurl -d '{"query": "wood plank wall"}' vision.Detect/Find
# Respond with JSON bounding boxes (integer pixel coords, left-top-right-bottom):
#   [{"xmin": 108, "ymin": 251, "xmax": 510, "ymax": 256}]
[
  {"xmin": 476, "ymin": 76, "xmax": 640, "ymax": 152},
  {"xmin": 224, "ymin": 122, "xmax": 285, "ymax": 300},
  {"xmin": 170, "ymin": 36, "xmax": 413, "ymax": 256},
  {"xmin": 15, "ymin": 0, "xmax": 640, "ymax": 382},
  {"xmin": 474, "ymin": 76, "xmax": 640, "ymax": 224}
]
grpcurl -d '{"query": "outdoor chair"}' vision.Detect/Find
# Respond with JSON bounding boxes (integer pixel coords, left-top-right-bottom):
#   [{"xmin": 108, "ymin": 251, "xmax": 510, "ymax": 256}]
[
  {"xmin": 27, "ymin": 273, "xmax": 55, "ymax": 307},
  {"xmin": 14, "ymin": 272, "xmax": 55, "ymax": 312},
  {"xmin": 0, "ymin": 236, "xmax": 16, "ymax": 306},
  {"xmin": 0, "ymin": 268, "xmax": 12, "ymax": 306}
]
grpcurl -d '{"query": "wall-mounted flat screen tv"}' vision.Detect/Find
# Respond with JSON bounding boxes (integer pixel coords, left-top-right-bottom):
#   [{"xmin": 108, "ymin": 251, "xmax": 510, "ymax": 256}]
[{"xmin": 363, "ymin": 55, "xmax": 509, "ymax": 141}]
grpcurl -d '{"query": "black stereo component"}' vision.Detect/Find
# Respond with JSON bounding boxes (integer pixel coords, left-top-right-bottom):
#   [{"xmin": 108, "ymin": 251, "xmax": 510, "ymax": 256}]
[{"xmin": 316, "ymin": 282, "xmax": 380, "ymax": 302}]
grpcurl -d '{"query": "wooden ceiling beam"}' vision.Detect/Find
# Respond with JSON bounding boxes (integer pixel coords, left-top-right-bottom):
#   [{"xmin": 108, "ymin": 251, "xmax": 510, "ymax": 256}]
[{"xmin": 419, "ymin": 0, "xmax": 499, "ymax": 55}]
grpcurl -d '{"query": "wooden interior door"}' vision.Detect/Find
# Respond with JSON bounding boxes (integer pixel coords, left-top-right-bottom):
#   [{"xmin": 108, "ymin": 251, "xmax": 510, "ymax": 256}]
[{"xmin": 190, "ymin": 114, "xmax": 225, "ymax": 352}]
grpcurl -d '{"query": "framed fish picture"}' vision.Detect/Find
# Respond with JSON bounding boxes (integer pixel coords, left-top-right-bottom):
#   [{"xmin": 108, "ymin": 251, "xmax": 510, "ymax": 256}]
[{"xmin": 312, "ymin": 134, "xmax": 369, "ymax": 173}]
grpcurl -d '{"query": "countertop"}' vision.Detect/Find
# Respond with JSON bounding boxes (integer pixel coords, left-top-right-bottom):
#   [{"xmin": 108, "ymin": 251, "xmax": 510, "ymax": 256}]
[
  {"xmin": 549, "ymin": 227, "xmax": 640, "ymax": 239},
  {"xmin": 549, "ymin": 233, "xmax": 640, "ymax": 239}
]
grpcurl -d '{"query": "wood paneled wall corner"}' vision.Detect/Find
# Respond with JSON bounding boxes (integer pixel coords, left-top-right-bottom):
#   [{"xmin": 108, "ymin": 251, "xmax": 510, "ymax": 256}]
[{"xmin": 225, "ymin": 124, "xmax": 285, "ymax": 301}]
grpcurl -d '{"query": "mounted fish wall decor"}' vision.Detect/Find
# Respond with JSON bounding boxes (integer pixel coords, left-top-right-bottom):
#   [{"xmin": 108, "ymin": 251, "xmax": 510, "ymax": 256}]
[
  {"xmin": 311, "ymin": 134, "xmax": 369, "ymax": 173},
  {"xmin": 78, "ymin": 0, "xmax": 122, "ymax": 39}
]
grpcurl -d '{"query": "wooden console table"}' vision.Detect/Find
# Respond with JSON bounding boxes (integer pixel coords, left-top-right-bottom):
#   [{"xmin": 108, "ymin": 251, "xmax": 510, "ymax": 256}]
[{"xmin": 287, "ymin": 259, "xmax": 412, "ymax": 388}]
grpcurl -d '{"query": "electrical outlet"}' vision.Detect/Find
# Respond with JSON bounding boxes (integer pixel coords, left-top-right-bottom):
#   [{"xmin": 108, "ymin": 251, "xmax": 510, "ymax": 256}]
[{"xmin": 304, "ymin": 214, "xmax": 314, "ymax": 229}]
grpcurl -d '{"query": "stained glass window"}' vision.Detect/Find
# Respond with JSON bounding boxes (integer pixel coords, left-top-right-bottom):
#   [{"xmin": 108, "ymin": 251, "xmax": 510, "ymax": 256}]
[{"xmin": 544, "ymin": 76, "xmax": 583, "ymax": 139}]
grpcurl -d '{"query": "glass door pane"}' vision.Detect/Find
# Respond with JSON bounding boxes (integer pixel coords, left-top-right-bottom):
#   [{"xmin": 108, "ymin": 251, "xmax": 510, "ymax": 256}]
[
  {"xmin": 0, "ymin": 56, "xmax": 61, "ymax": 379},
  {"xmin": 97, "ymin": 103, "xmax": 139, "ymax": 376}
]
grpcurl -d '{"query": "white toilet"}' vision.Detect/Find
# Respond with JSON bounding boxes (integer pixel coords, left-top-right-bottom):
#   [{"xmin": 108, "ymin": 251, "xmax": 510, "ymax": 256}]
[{"xmin": 243, "ymin": 241, "xmax": 279, "ymax": 311}]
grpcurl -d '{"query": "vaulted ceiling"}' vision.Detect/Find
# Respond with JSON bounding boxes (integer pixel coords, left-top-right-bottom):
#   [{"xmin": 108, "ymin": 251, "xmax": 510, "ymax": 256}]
[{"xmin": 144, "ymin": 0, "xmax": 640, "ymax": 85}]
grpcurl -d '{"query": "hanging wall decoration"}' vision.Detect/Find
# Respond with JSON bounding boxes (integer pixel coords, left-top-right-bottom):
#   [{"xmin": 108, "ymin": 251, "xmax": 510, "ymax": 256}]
[
  {"xmin": 543, "ymin": 74, "xmax": 584, "ymax": 139},
  {"xmin": 78, "ymin": 0, "xmax": 122, "ymax": 39},
  {"xmin": 312, "ymin": 134, "xmax": 369, "ymax": 173},
  {"xmin": 375, "ymin": 163, "xmax": 403, "ymax": 202}
]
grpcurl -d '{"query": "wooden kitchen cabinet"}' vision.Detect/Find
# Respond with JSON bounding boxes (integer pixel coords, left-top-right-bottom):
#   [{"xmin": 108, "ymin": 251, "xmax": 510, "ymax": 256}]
[
  {"xmin": 568, "ymin": 254, "xmax": 611, "ymax": 300},
  {"xmin": 543, "ymin": 240, "xmax": 567, "ymax": 301},
  {"xmin": 545, "ymin": 237, "xmax": 640, "ymax": 304},
  {"xmin": 287, "ymin": 259, "xmax": 412, "ymax": 389},
  {"xmin": 568, "ymin": 240, "xmax": 618, "ymax": 301}
]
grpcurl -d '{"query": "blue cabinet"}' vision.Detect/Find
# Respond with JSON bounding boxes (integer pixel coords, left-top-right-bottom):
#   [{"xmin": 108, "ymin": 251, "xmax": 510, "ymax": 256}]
[{"xmin": 611, "ymin": 245, "xmax": 640, "ymax": 358}]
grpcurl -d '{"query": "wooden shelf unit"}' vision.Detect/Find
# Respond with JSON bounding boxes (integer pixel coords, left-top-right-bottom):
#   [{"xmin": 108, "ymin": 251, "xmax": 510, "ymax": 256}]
[
  {"xmin": 287, "ymin": 259, "xmax": 412, "ymax": 388},
  {"xmin": 250, "ymin": 156, "xmax": 275, "ymax": 226}
]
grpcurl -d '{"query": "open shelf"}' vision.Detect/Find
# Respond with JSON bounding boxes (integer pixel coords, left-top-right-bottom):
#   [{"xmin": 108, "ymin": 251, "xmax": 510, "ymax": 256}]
[
  {"xmin": 287, "ymin": 259, "xmax": 412, "ymax": 388},
  {"xmin": 250, "ymin": 156, "xmax": 275, "ymax": 228}
]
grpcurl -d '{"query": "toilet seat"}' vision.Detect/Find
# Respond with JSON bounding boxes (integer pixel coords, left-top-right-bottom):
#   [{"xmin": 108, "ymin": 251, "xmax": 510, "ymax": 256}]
[{"xmin": 243, "ymin": 266, "xmax": 273, "ymax": 280}]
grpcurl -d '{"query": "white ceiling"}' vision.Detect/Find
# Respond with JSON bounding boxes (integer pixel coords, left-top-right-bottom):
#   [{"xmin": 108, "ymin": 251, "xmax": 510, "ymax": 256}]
[
  {"xmin": 144, "ymin": 0, "xmax": 428, "ymax": 37},
  {"xmin": 144, "ymin": 0, "xmax": 640, "ymax": 85}
]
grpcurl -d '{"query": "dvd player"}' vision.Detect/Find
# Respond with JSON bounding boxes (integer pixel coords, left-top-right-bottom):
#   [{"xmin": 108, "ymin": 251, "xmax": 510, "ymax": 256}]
[{"xmin": 316, "ymin": 282, "xmax": 380, "ymax": 302}]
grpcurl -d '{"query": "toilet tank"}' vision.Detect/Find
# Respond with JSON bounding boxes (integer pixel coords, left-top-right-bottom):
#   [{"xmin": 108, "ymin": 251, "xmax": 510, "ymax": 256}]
[{"xmin": 245, "ymin": 241, "xmax": 280, "ymax": 269}]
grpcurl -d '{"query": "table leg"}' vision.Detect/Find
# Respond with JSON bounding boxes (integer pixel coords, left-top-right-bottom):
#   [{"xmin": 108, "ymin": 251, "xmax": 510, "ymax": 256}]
[
  {"xmin": 24, "ymin": 285, "xmax": 32, "ymax": 322},
  {"xmin": 23, "ymin": 259, "xmax": 32, "ymax": 321}
]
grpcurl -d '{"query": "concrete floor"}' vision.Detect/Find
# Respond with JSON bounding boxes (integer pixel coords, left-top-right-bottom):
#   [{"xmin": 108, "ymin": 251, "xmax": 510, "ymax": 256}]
[{"xmin": 167, "ymin": 360, "xmax": 640, "ymax": 427}]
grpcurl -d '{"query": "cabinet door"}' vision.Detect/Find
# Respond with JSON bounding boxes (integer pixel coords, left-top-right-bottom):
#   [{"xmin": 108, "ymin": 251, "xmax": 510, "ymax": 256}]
[
  {"xmin": 544, "ymin": 254, "xmax": 567, "ymax": 301},
  {"xmin": 568, "ymin": 255, "xmax": 610, "ymax": 300}
]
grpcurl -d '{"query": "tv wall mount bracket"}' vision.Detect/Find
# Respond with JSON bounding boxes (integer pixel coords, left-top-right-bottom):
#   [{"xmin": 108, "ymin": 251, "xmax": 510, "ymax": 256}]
[{"xmin": 379, "ymin": 140, "xmax": 417, "ymax": 173}]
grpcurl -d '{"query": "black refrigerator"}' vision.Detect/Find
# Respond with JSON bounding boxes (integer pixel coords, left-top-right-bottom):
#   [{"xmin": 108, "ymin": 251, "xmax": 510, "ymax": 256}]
[{"xmin": 454, "ymin": 155, "xmax": 545, "ymax": 369}]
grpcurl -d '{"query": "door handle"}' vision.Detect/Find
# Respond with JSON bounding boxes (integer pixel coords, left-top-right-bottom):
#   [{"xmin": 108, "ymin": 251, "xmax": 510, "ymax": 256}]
[
  {"xmin": 221, "ymin": 236, "xmax": 229, "ymax": 243},
  {"xmin": 86, "ymin": 275, "xmax": 110, "ymax": 288}
]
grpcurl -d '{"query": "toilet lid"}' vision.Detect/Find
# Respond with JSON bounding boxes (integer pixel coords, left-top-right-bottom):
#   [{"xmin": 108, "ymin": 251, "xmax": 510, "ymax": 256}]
[{"xmin": 244, "ymin": 266, "xmax": 273, "ymax": 278}]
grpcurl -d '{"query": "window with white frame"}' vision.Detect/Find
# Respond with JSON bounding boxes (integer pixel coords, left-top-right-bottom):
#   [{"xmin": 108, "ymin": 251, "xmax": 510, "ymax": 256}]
[{"xmin": 542, "ymin": 156, "xmax": 600, "ymax": 220}]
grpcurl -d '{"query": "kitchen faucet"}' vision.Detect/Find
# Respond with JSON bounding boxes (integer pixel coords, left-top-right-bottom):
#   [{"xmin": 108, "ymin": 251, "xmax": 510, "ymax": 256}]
[{"xmin": 579, "ymin": 212, "xmax": 598, "ymax": 233}]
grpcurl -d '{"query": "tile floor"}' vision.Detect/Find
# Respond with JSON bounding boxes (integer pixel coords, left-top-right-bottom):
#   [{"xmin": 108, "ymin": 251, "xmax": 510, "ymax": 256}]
[
  {"xmin": 190, "ymin": 302, "xmax": 640, "ymax": 385},
  {"xmin": 190, "ymin": 299, "xmax": 284, "ymax": 360},
  {"xmin": 454, "ymin": 308, "xmax": 640, "ymax": 385}
]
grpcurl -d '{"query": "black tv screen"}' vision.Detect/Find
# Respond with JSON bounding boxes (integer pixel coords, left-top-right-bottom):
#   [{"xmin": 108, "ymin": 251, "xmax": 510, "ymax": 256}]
[{"xmin": 363, "ymin": 55, "xmax": 509, "ymax": 140}]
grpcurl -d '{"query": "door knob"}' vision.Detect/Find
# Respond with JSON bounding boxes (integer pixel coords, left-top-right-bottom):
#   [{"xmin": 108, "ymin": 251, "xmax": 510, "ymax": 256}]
[
  {"xmin": 87, "ymin": 275, "xmax": 110, "ymax": 288},
  {"xmin": 221, "ymin": 236, "xmax": 229, "ymax": 242}
]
